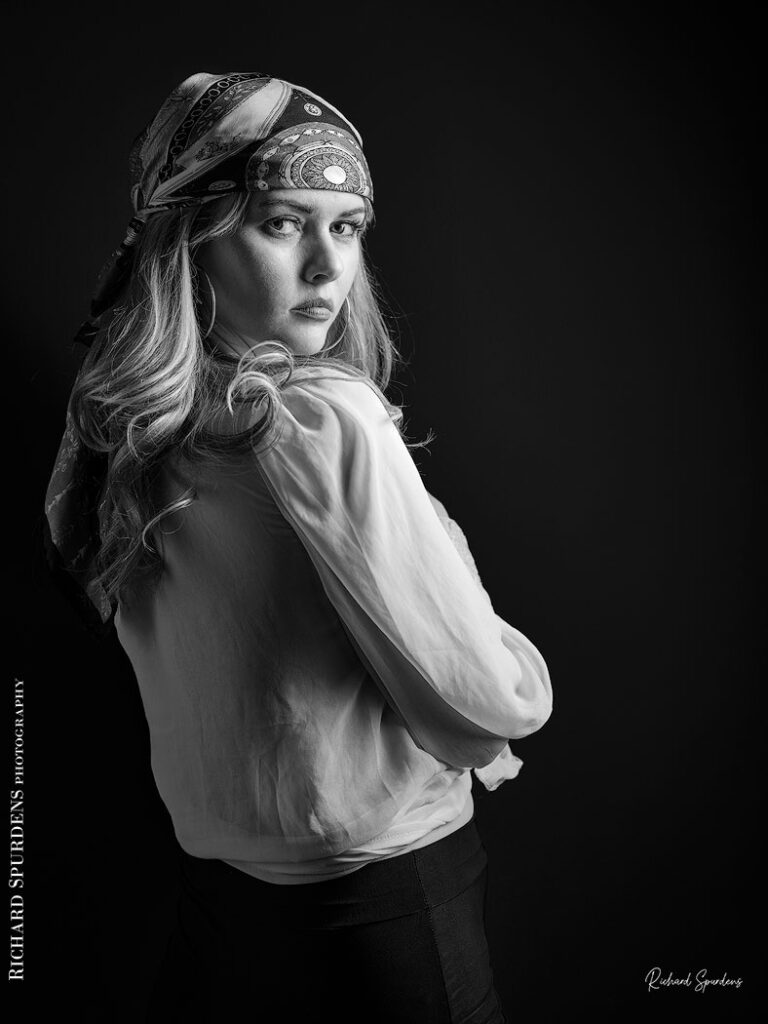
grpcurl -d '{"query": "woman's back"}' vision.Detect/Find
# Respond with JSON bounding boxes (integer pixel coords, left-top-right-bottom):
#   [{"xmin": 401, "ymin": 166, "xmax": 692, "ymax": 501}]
[
  {"xmin": 116, "ymin": 368, "xmax": 549, "ymax": 883},
  {"xmin": 117, "ymin": 428, "xmax": 472, "ymax": 874}
]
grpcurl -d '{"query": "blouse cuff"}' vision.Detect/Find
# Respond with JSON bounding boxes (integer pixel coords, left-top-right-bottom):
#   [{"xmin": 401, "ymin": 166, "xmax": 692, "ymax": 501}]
[{"xmin": 472, "ymin": 743, "xmax": 524, "ymax": 791}]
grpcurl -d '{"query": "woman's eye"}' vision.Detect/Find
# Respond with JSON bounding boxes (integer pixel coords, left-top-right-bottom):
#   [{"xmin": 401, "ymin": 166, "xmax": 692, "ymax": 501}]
[
  {"xmin": 264, "ymin": 217, "xmax": 300, "ymax": 236},
  {"xmin": 263, "ymin": 217, "xmax": 365, "ymax": 239},
  {"xmin": 332, "ymin": 221, "xmax": 365, "ymax": 238}
]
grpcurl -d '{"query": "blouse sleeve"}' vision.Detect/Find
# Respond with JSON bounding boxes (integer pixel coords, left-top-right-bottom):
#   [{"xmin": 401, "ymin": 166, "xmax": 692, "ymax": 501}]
[
  {"xmin": 255, "ymin": 371, "xmax": 553, "ymax": 770},
  {"xmin": 425, "ymin": 491, "xmax": 544, "ymax": 788}
]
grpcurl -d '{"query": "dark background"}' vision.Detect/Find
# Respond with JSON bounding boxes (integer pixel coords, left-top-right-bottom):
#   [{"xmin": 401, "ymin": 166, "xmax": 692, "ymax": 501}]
[{"xmin": 7, "ymin": 3, "xmax": 761, "ymax": 1021}]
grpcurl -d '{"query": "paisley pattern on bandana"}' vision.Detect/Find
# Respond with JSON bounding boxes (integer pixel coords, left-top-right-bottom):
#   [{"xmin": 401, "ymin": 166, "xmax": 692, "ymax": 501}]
[
  {"xmin": 43, "ymin": 410, "xmax": 112, "ymax": 628},
  {"xmin": 131, "ymin": 73, "xmax": 372, "ymax": 215},
  {"xmin": 246, "ymin": 124, "xmax": 371, "ymax": 195},
  {"xmin": 46, "ymin": 72, "xmax": 375, "ymax": 628}
]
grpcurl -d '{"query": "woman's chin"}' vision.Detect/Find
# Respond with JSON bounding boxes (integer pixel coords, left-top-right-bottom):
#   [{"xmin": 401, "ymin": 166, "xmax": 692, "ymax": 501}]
[{"xmin": 278, "ymin": 326, "xmax": 332, "ymax": 357}]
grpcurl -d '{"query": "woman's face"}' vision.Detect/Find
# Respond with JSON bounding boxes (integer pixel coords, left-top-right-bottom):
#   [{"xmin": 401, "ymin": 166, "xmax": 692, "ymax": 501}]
[{"xmin": 197, "ymin": 188, "xmax": 367, "ymax": 356}]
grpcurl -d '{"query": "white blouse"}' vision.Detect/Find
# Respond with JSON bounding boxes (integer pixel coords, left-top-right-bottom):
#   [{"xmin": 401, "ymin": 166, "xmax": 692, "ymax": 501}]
[{"xmin": 115, "ymin": 366, "xmax": 553, "ymax": 884}]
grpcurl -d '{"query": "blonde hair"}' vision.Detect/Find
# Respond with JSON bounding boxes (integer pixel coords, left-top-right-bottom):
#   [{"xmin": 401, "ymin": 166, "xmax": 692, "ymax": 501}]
[{"xmin": 69, "ymin": 191, "xmax": 426, "ymax": 608}]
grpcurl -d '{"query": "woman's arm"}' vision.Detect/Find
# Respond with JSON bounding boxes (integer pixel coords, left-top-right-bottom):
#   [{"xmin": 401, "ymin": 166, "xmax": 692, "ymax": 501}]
[
  {"xmin": 425, "ymin": 491, "xmax": 485, "ymax": 593},
  {"xmin": 426, "ymin": 491, "xmax": 542, "ymax": 789},
  {"xmin": 255, "ymin": 371, "xmax": 553, "ymax": 770}
]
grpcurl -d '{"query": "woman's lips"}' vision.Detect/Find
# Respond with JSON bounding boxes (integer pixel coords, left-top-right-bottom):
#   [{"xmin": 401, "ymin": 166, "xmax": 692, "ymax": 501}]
[{"xmin": 291, "ymin": 307, "xmax": 332, "ymax": 321}]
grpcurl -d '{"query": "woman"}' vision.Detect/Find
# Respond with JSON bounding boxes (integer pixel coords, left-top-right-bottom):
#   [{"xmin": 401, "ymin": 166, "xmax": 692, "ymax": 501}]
[{"xmin": 44, "ymin": 72, "xmax": 553, "ymax": 1023}]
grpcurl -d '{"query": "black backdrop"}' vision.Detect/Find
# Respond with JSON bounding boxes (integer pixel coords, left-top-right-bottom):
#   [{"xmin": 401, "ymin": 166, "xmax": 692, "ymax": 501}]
[{"xmin": 6, "ymin": 3, "xmax": 761, "ymax": 1021}]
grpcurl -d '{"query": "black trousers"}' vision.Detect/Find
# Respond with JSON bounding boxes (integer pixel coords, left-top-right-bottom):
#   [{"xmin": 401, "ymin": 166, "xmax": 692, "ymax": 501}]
[{"xmin": 146, "ymin": 816, "xmax": 507, "ymax": 1023}]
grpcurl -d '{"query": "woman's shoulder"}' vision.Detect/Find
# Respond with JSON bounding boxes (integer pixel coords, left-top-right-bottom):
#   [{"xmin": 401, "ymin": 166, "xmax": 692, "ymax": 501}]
[
  {"xmin": 281, "ymin": 364, "xmax": 393, "ymax": 424},
  {"xmin": 285, "ymin": 363, "xmax": 383, "ymax": 398},
  {"xmin": 211, "ymin": 361, "xmax": 402, "ymax": 455}
]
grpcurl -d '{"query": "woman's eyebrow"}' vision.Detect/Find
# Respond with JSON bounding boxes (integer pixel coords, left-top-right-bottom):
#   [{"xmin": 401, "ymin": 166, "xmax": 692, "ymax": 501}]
[{"xmin": 254, "ymin": 198, "xmax": 367, "ymax": 218}]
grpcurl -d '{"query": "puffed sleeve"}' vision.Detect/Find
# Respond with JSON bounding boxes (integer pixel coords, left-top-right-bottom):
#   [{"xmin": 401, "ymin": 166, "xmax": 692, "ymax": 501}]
[
  {"xmin": 255, "ymin": 370, "xmax": 553, "ymax": 770},
  {"xmin": 425, "ymin": 491, "xmax": 539, "ymax": 789}
]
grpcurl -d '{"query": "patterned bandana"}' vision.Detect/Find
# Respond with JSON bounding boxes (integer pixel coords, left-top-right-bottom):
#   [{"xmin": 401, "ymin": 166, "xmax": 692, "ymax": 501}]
[{"xmin": 44, "ymin": 72, "xmax": 373, "ymax": 632}]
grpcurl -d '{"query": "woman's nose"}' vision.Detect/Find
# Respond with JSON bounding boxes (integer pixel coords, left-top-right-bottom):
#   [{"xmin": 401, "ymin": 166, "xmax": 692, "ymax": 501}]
[{"xmin": 301, "ymin": 233, "xmax": 345, "ymax": 283}]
